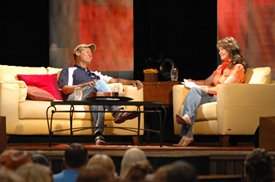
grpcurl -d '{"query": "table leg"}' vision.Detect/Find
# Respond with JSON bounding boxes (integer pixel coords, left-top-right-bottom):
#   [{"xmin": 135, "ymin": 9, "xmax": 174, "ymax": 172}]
[
  {"xmin": 69, "ymin": 105, "xmax": 74, "ymax": 144},
  {"xmin": 159, "ymin": 105, "xmax": 166, "ymax": 147},
  {"xmin": 46, "ymin": 105, "xmax": 56, "ymax": 147},
  {"xmin": 136, "ymin": 106, "xmax": 141, "ymax": 145}
]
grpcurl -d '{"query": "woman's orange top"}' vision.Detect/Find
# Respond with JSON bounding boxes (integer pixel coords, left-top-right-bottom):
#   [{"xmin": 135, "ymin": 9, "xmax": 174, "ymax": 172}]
[{"xmin": 212, "ymin": 60, "xmax": 245, "ymax": 86}]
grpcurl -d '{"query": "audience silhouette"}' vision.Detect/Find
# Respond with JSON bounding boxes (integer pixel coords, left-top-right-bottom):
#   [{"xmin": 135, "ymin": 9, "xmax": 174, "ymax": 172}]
[
  {"xmin": 53, "ymin": 143, "xmax": 88, "ymax": 182},
  {"xmin": 1, "ymin": 144, "xmax": 273, "ymax": 182},
  {"xmin": 86, "ymin": 153, "xmax": 117, "ymax": 181},
  {"xmin": 154, "ymin": 160, "xmax": 198, "ymax": 182},
  {"xmin": 16, "ymin": 163, "xmax": 53, "ymax": 182},
  {"xmin": 244, "ymin": 148, "xmax": 274, "ymax": 182},
  {"xmin": 77, "ymin": 165, "xmax": 113, "ymax": 182},
  {"xmin": 120, "ymin": 147, "xmax": 149, "ymax": 181}
]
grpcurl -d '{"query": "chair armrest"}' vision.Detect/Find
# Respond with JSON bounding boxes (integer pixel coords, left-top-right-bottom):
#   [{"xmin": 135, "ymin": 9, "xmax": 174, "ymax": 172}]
[
  {"xmin": 217, "ymin": 83, "xmax": 275, "ymax": 135},
  {"xmin": 172, "ymin": 84, "xmax": 190, "ymax": 134}
]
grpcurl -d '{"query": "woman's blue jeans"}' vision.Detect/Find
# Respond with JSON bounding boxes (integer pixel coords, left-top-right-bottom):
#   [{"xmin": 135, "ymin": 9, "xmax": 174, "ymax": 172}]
[{"xmin": 180, "ymin": 87, "xmax": 217, "ymax": 138}]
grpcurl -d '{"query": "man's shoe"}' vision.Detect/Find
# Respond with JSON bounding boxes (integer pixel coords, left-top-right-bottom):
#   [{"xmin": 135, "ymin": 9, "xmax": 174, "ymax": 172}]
[
  {"xmin": 114, "ymin": 111, "xmax": 138, "ymax": 124},
  {"xmin": 94, "ymin": 135, "xmax": 106, "ymax": 145}
]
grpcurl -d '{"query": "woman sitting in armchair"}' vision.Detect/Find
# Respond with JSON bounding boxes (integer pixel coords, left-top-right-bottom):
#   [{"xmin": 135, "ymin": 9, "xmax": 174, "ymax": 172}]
[{"xmin": 175, "ymin": 37, "xmax": 247, "ymax": 147}]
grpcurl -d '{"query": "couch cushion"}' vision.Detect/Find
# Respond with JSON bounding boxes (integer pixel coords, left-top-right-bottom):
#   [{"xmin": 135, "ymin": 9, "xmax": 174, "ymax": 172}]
[
  {"xmin": 27, "ymin": 86, "xmax": 56, "ymax": 101},
  {"xmin": 17, "ymin": 74, "xmax": 63, "ymax": 100},
  {"xmin": 179, "ymin": 101, "xmax": 217, "ymax": 121},
  {"xmin": 196, "ymin": 102, "xmax": 217, "ymax": 121},
  {"xmin": 47, "ymin": 67, "xmax": 62, "ymax": 78},
  {"xmin": 19, "ymin": 100, "xmax": 91, "ymax": 119},
  {"xmin": 0, "ymin": 65, "xmax": 48, "ymax": 81},
  {"xmin": 19, "ymin": 100, "xmax": 114, "ymax": 120},
  {"xmin": 245, "ymin": 67, "xmax": 271, "ymax": 84}
]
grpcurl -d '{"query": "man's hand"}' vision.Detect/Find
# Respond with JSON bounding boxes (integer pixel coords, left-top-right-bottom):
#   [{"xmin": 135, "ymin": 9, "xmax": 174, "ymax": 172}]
[
  {"xmin": 86, "ymin": 80, "xmax": 97, "ymax": 87},
  {"xmin": 133, "ymin": 80, "xmax": 143, "ymax": 90}
]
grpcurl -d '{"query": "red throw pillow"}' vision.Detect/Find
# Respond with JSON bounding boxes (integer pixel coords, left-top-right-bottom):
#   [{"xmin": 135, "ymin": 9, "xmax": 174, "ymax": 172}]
[
  {"xmin": 27, "ymin": 86, "xmax": 56, "ymax": 101},
  {"xmin": 17, "ymin": 74, "xmax": 63, "ymax": 100}
]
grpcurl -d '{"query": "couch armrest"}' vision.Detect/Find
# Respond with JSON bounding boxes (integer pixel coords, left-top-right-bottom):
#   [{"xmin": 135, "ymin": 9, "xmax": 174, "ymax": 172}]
[
  {"xmin": 0, "ymin": 81, "xmax": 27, "ymax": 122},
  {"xmin": 0, "ymin": 81, "xmax": 27, "ymax": 102},
  {"xmin": 123, "ymin": 85, "xmax": 143, "ymax": 101},
  {"xmin": 108, "ymin": 83, "xmax": 124, "ymax": 93},
  {"xmin": 217, "ymin": 83, "xmax": 275, "ymax": 135}
]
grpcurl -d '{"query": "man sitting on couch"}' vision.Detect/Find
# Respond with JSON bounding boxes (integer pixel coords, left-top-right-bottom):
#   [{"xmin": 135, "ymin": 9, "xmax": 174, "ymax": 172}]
[{"xmin": 58, "ymin": 43, "xmax": 143, "ymax": 145}]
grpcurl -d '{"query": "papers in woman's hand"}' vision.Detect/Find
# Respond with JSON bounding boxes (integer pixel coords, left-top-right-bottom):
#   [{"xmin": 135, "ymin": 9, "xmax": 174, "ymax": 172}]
[{"xmin": 182, "ymin": 79, "xmax": 199, "ymax": 88}]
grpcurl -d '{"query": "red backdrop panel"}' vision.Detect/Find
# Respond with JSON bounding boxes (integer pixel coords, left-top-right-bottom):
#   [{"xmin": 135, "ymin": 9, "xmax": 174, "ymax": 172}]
[
  {"xmin": 49, "ymin": 0, "xmax": 133, "ymax": 72},
  {"xmin": 218, "ymin": 0, "xmax": 275, "ymax": 78},
  {"xmin": 79, "ymin": 5, "xmax": 133, "ymax": 71},
  {"xmin": 217, "ymin": 0, "xmax": 248, "ymax": 56}
]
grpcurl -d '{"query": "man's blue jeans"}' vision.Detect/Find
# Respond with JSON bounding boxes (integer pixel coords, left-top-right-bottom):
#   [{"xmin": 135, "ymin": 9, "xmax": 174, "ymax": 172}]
[
  {"xmin": 180, "ymin": 87, "xmax": 217, "ymax": 138},
  {"xmin": 67, "ymin": 80, "xmax": 122, "ymax": 135}
]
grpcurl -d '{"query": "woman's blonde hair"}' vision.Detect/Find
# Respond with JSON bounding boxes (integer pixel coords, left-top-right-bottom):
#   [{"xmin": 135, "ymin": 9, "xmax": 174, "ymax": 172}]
[
  {"xmin": 16, "ymin": 163, "xmax": 52, "ymax": 182},
  {"xmin": 120, "ymin": 147, "xmax": 148, "ymax": 180},
  {"xmin": 87, "ymin": 154, "xmax": 116, "ymax": 178}
]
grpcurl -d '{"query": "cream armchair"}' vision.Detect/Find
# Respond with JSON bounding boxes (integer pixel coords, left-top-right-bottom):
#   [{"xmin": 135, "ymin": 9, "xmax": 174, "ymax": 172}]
[{"xmin": 173, "ymin": 67, "xmax": 275, "ymax": 146}]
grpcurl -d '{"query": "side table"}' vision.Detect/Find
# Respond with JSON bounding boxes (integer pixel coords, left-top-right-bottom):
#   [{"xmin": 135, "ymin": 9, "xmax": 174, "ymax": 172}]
[
  {"xmin": 143, "ymin": 81, "xmax": 181, "ymax": 107},
  {"xmin": 143, "ymin": 81, "xmax": 180, "ymax": 143},
  {"xmin": 0, "ymin": 116, "xmax": 7, "ymax": 153},
  {"xmin": 259, "ymin": 116, "xmax": 275, "ymax": 150}
]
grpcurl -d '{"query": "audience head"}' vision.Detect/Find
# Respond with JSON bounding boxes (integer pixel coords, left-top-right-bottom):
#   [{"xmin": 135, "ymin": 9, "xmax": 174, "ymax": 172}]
[
  {"xmin": 77, "ymin": 165, "xmax": 113, "ymax": 182},
  {"xmin": 154, "ymin": 160, "xmax": 198, "ymax": 182},
  {"xmin": 31, "ymin": 153, "xmax": 50, "ymax": 167},
  {"xmin": 16, "ymin": 163, "xmax": 52, "ymax": 182},
  {"xmin": 244, "ymin": 148, "xmax": 274, "ymax": 182},
  {"xmin": 120, "ymin": 147, "xmax": 148, "ymax": 180},
  {"xmin": 64, "ymin": 143, "xmax": 88, "ymax": 169},
  {"xmin": 0, "ymin": 149, "xmax": 32, "ymax": 170},
  {"xmin": 87, "ymin": 154, "xmax": 116, "ymax": 178},
  {"xmin": 152, "ymin": 163, "xmax": 170, "ymax": 182},
  {"xmin": 121, "ymin": 160, "xmax": 153, "ymax": 182},
  {"xmin": 0, "ymin": 166, "xmax": 24, "ymax": 182}
]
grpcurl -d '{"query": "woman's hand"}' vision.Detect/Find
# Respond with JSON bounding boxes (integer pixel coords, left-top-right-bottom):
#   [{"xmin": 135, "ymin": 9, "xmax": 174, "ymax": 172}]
[
  {"xmin": 201, "ymin": 86, "xmax": 217, "ymax": 95},
  {"xmin": 200, "ymin": 86, "xmax": 209, "ymax": 93}
]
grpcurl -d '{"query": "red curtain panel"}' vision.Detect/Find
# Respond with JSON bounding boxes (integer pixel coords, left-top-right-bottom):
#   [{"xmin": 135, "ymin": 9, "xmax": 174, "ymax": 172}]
[
  {"xmin": 49, "ymin": 0, "xmax": 133, "ymax": 72},
  {"xmin": 218, "ymin": 0, "xmax": 275, "ymax": 79}
]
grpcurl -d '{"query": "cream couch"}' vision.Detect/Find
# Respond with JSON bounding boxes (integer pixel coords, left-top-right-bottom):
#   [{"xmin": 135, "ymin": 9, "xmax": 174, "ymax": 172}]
[
  {"xmin": 0, "ymin": 65, "xmax": 144, "ymax": 139},
  {"xmin": 173, "ymin": 67, "xmax": 275, "ymax": 146}
]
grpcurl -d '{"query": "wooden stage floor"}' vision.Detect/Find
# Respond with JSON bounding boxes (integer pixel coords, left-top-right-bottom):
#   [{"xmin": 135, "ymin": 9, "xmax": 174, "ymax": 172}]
[{"xmin": 6, "ymin": 143, "xmax": 255, "ymax": 158}]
